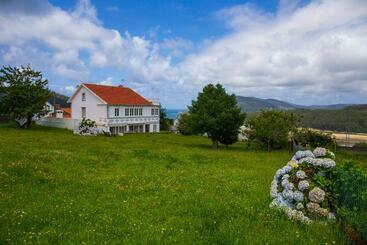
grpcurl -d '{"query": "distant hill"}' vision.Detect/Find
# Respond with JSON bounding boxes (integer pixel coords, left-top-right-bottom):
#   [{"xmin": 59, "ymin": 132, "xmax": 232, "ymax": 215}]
[
  {"xmin": 236, "ymin": 96, "xmax": 351, "ymax": 113},
  {"xmin": 48, "ymin": 92, "xmax": 70, "ymax": 108},
  {"xmin": 294, "ymin": 105, "xmax": 367, "ymax": 133},
  {"xmin": 236, "ymin": 96, "xmax": 367, "ymax": 133}
]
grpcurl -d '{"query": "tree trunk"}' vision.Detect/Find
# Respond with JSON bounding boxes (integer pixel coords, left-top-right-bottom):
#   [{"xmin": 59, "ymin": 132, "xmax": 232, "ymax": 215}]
[
  {"xmin": 26, "ymin": 115, "xmax": 32, "ymax": 128},
  {"xmin": 212, "ymin": 138, "xmax": 218, "ymax": 149},
  {"xmin": 267, "ymin": 139, "xmax": 270, "ymax": 152}
]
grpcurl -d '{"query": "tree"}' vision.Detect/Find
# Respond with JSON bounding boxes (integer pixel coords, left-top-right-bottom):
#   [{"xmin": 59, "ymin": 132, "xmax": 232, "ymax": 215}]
[
  {"xmin": 0, "ymin": 65, "xmax": 51, "ymax": 128},
  {"xmin": 188, "ymin": 83, "xmax": 246, "ymax": 149},
  {"xmin": 177, "ymin": 112, "xmax": 192, "ymax": 135},
  {"xmin": 159, "ymin": 105, "xmax": 173, "ymax": 131},
  {"xmin": 246, "ymin": 110, "xmax": 299, "ymax": 151},
  {"xmin": 293, "ymin": 128, "xmax": 336, "ymax": 149}
]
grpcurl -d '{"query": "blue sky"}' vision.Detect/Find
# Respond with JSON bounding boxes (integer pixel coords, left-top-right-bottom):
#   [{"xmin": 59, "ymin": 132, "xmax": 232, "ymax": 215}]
[{"xmin": 1, "ymin": 0, "xmax": 367, "ymax": 109}]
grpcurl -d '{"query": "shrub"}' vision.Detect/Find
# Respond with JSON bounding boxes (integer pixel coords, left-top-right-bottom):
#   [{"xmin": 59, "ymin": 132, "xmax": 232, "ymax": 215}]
[
  {"xmin": 293, "ymin": 128, "xmax": 336, "ymax": 149},
  {"xmin": 246, "ymin": 110, "xmax": 299, "ymax": 151},
  {"xmin": 76, "ymin": 118, "xmax": 98, "ymax": 136},
  {"xmin": 177, "ymin": 112, "xmax": 192, "ymax": 135},
  {"xmin": 331, "ymin": 162, "xmax": 367, "ymax": 242},
  {"xmin": 159, "ymin": 106, "xmax": 173, "ymax": 131},
  {"xmin": 353, "ymin": 142, "xmax": 367, "ymax": 150}
]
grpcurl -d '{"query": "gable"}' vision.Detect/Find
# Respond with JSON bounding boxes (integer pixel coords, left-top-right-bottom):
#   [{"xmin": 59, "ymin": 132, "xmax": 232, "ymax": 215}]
[{"xmin": 83, "ymin": 83, "xmax": 153, "ymax": 106}]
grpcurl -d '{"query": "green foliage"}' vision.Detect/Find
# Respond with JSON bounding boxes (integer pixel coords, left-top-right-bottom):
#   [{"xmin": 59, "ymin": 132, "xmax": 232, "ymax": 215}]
[
  {"xmin": 353, "ymin": 142, "xmax": 367, "ymax": 150},
  {"xmin": 246, "ymin": 110, "xmax": 299, "ymax": 151},
  {"xmin": 294, "ymin": 128, "xmax": 336, "ymax": 148},
  {"xmin": 79, "ymin": 118, "xmax": 96, "ymax": 129},
  {"xmin": 0, "ymin": 65, "xmax": 51, "ymax": 128},
  {"xmin": 331, "ymin": 162, "xmax": 367, "ymax": 242},
  {"xmin": 0, "ymin": 125, "xmax": 351, "ymax": 244},
  {"xmin": 159, "ymin": 105, "xmax": 173, "ymax": 131},
  {"xmin": 188, "ymin": 84, "xmax": 246, "ymax": 148},
  {"xmin": 177, "ymin": 112, "xmax": 192, "ymax": 135},
  {"xmin": 295, "ymin": 106, "xmax": 367, "ymax": 133}
]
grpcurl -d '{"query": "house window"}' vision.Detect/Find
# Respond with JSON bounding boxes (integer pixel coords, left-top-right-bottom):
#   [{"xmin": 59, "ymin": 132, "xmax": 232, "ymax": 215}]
[
  {"xmin": 130, "ymin": 108, "xmax": 134, "ymax": 116},
  {"xmin": 151, "ymin": 108, "xmax": 154, "ymax": 115},
  {"xmin": 155, "ymin": 108, "xmax": 159, "ymax": 115},
  {"xmin": 114, "ymin": 108, "xmax": 119, "ymax": 117},
  {"xmin": 135, "ymin": 108, "xmax": 139, "ymax": 116},
  {"xmin": 81, "ymin": 107, "xmax": 86, "ymax": 118},
  {"xmin": 125, "ymin": 108, "xmax": 129, "ymax": 116},
  {"xmin": 139, "ymin": 108, "xmax": 143, "ymax": 116},
  {"xmin": 82, "ymin": 92, "xmax": 86, "ymax": 101}
]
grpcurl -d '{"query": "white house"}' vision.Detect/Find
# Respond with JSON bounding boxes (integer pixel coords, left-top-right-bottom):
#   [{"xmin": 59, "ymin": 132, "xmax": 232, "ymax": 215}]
[
  {"xmin": 67, "ymin": 83, "xmax": 160, "ymax": 134},
  {"xmin": 43, "ymin": 101, "xmax": 54, "ymax": 117}
]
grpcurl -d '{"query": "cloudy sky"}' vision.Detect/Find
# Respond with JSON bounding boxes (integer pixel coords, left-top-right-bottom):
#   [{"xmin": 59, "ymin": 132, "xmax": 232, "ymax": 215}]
[{"xmin": 0, "ymin": 0, "xmax": 366, "ymax": 108}]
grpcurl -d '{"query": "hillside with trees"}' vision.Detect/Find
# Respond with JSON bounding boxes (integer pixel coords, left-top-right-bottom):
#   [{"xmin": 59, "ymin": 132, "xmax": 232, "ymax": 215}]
[{"xmin": 294, "ymin": 105, "xmax": 367, "ymax": 133}]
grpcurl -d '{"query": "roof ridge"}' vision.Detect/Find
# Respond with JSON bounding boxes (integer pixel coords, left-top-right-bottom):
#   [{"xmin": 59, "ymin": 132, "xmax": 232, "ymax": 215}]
[{"xmin": 82, "ymin": 83, "xmax": 153, "ymax": 106}]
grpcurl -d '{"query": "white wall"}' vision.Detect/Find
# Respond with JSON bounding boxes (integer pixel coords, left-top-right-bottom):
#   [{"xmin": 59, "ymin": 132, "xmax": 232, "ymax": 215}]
[
  {"xmin": 36, "ymin": 117, "xmax": 80, "ymax": 130},
  {"xmin": 107, "ymin": 105, "xmax": 159, "ymax": 118},
  {"xmin": 70, "ymin": 86, "xmax": 107, "ymax": 123}
]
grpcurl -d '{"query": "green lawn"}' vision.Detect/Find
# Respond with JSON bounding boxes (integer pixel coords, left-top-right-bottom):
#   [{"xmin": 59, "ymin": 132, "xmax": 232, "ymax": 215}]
[{"xmin": 0, "ymin": 125, "xmax": 356, "ymax": 244}]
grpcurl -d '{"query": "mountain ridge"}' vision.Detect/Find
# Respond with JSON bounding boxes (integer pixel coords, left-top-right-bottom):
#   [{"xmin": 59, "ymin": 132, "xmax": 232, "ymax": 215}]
[{"xmin": 236, "ymin": 96, "xmax": 354, "ymax": 113}]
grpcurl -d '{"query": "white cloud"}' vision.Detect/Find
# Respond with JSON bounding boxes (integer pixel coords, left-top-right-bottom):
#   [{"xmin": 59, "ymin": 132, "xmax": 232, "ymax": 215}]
[
  {"xmin": 65, "ymin": 85, "xmax": 77, "ymax": 93},
  {"xmin": 177, "ymin": 0, "xmax": 367, "ymax": 104},
  {"xmin": 99, "ymin": 77, "xmax": 114, "ymax": 86},
  {"xmin": 0, "ymin": 0, "xmax": 175, "ymax": 83},
  {"xmin": 0, "ymin": 0, "xmax": 367, "ymax": 107}
]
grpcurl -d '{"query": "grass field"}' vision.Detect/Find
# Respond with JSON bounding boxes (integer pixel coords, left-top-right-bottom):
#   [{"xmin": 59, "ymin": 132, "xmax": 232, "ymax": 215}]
[{"xmin": 0, "ymin": 125, "xmax": 362, "ymax": 244}]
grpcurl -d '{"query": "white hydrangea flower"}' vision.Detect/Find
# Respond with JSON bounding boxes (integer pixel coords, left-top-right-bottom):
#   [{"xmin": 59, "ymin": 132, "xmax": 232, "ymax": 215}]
[
  {"xmin": 281, "ymin": 174, "xmax": 290, "ymax": 180},
  {"xmin": 296, "ymin": 170, "xmax": 307, "ymax": 179},
  {"xmin": 299, "ymin": 157, "xmax": 315, "ymax": 165},
  {"xmin": 308, "ymin": 187, "xmax": 325, "ymax": 203},
  {"xmin": 313, "ymin": 147, "xmax": 327, "ymax": 157},
  {"xmin": 281, "ymin": 179, "xmax": 289, "ymax": 188},
  {"xmin": 298, "ymin": 180, "xmax": 309, "ymax": 191},
  {"xmin": 296, "ymin": 202, "xmax": 304, "ymax": 210},
  {"xmin": 294, "ymin": 150, "xmax": 315, "ymax": 160},
  {"xmin": 270, "ymin": 180, "xmax": 278, "ymax": 198},
  {"xmin": 322, "ymin": 159, "xmax": 336, "ymax": 168},
  {"xmin": 284, "ymin": 183, "xmax": 294, "ymax": 190},
  {"xmin": 282, "ymin": 189, "xmax": 294, "ymax": 201},
  {"xmin": 293, "ymin": 191, "xmax": 304, "ymax": 202}
]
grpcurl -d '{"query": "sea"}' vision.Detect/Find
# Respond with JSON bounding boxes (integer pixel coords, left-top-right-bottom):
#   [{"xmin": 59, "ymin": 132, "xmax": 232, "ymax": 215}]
[{"xmin": 166, "ymin": 109, "xmax": 185, "ymax": 120}]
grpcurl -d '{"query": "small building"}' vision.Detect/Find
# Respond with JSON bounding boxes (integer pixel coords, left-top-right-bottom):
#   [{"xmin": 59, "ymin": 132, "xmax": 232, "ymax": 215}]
[
  {"xmin": 43, "ymin": 101, "xmax": 54, "ymax": 117},
  {"xmin": 67, "ymin": 83, "xmax": 160, "ymax": 134}
]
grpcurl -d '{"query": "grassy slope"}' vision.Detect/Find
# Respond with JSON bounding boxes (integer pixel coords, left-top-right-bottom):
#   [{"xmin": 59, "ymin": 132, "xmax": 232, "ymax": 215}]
[{"xmin": 0, "ymin": 125, "xmax": 354, "ymax": 244}]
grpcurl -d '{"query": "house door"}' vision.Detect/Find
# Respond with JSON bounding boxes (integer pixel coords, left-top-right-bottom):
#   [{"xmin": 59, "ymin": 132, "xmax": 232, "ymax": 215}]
[{"xmin": 145, "ymin": 124, "xmax": 150, "ymax": 133}]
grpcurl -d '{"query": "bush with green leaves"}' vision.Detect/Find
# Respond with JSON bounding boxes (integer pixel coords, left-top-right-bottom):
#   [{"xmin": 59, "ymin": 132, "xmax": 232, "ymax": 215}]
[
  {"xmin": 331, "ymin": 162, "xmax": 367, "ymax": 242},
  {"xmin": 293, "ymin": 128, "xmax": 336, "ymax": 149},
  {"xmin": 76, "ymin": 118, "xmax": 98, "ymax": 136},
  {"xmin": 353, "ymin": 142, "xmax": 367, "ymax": 150},
  {"xmin": 176, "ymin": 112, "xmax": 192, "ymax": 135},
  {"xmin": 159, "ymin": 106, "xmax": 173, "ymax": 131},
  {"xmin": 246, "ymin": 110, "xmax": 299, "ymax": 151}
]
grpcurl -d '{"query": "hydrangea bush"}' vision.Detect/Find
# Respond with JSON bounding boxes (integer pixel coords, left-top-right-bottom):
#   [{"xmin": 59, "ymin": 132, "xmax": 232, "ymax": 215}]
[
  {"xmin": 74, "ymin": 118, "xmax": 99, "ymax": 136},
  {"xmin": 269, "ymin": 147, "xmax": 337, "ymax": 223}
]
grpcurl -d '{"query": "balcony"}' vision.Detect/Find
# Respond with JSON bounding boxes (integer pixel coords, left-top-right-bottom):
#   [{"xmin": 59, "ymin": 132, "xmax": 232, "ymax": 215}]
[{"xmin": 98, "ymin": 116, "xmax": 159, "ymax": 126}]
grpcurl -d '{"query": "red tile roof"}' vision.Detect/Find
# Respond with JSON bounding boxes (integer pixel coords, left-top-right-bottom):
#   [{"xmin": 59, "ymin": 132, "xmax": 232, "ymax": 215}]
[
  {"xmin": 62, "ymin": 108, "xmax": 71, "ymax": 118},
  {"xmin": 83, "ymin": 83, "xmax": 153, "ymax": 106}
]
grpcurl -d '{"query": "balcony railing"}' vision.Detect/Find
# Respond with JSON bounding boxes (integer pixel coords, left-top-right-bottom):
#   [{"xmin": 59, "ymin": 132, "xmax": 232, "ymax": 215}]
[{"xmin": 98, "ymin": 116, "xmax": 159, "ymax": 126}]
